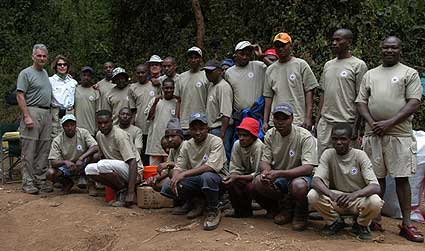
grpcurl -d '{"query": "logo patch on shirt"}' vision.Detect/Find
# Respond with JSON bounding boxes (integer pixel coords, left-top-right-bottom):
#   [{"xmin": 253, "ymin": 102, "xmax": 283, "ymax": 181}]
[
  {"xmin": 289, "ymin": 149, "xmax": 295, "ymax": 157},
  {"xmin": 351, "ymin": 167, "xmax": 358, "ymax": 175},
  {"xmin": 196, "ymin": 81, "xmax": 203, "ymax": 88},
  {"xmin": 149, "ymin": 90, "xmax": 155, "ymax": 96},
  {"xmin": 208, "ymin": 95, "xmax": 214, "ymax": 101},
  {"xmin": 203, "ymin": 154, "xmax": 209, "ymax": 161},
  {"xmin": 89, "ymin": 95, "xmax": 95, "ymax": 101},
  {"xmin": 248, "ymin": 72, "xmax": 254, "ymax": 79},
  {"xmin": 340, "ymin": 70, "xmax": 348, "ymax": 77},
  {"xmin": 171, "ymin": 109, "xmax": 176, "ymax": 115},
  {"xmin": 391, "ymin": 76, "xmax": 399, "ymax": 83},
  {"xmin": 289, "ymin": 73, "xmax": 296, "ymax": 81},
  {"xmin": 76, "ymin": 144, "xmax": 83, "ymax": 151},
  {"xmin": 126, "ymin": 96, "xmax": 129, "ymax": 100}
]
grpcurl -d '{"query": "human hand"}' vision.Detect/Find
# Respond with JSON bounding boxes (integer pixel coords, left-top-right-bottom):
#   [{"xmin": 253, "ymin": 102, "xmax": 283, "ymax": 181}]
[
  {"xmin": 372, "ymin": 120, "xmax": 393, "ymax": 136},
  {"xmin": 302, "ymin": 118, "xmax": 313, "ymax": 131},
  {"xmin": 222, "ymin": 174, "xmax": 238, "ymax": 185},
  {"xmin": 335, "ymin": 192, "xmax": 358, "ymax": 208},
  {"xmin": 24, "ymin": 114, "xmax": 34, "ymax": 129},
  {"xmin": 262, "ymin": 123, "xmax": 269, "ymax": 134},
  {"xmin": 170, "ymin": 172, "xmax": 185, "ymax": 194}
]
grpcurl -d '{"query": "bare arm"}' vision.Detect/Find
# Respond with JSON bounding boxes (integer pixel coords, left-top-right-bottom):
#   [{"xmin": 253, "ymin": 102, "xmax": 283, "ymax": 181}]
[
  {"xmin": 16, "ymin": 91, "xmax": 33, "ymax": 128},
  {"xmin": 175, "ymin": 98, "xmax": 181, "ymax": 119},
  {"xmin": 220, "ymin": 116, "xmax": 230, "ymax": 140},
  {"xmin": 303, "ymin": 90, "xmax": 314, "ymax": 130},
  {"xmin": 262, "ymin": 97, "xmax": 272, "ymax": 132},
  {"xmin": 356, "ymin": 102, "xmax": 375, "ymax": 127},
  {"xmin": 77, "ymin": 145, "xmax": 99, "ymax": 162},
  {"xmin": 147, "ymin": 97, "xmax": 161, "ymax": 121}
]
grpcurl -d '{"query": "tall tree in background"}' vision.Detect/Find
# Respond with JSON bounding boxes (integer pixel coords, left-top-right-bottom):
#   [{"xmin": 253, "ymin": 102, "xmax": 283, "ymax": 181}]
[{"xmin": 192, "ymin": 0, "xmax": 205, "ymax": 49}]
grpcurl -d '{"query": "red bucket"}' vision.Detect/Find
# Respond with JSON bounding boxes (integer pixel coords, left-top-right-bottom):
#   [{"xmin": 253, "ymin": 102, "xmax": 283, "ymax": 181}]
[
  {"xmin": 105, "ymin": 186, "xmax": 115, "ymax": 202},
  {"xmin": 143, "ymin": 165, "xmax": 158, "ymax": 180}
]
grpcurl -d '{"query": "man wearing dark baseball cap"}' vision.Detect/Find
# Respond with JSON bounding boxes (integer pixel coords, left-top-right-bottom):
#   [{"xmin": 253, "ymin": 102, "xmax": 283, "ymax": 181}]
[{"xmin": 253, "ymin": 102, "xmax": 318, "ymax": 231}]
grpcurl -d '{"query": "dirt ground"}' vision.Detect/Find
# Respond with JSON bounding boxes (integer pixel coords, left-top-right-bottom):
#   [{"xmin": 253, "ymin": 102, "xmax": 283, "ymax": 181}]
[{"xmin": 1, "ymin": 183, "xmax": 425, "ymax": 251}]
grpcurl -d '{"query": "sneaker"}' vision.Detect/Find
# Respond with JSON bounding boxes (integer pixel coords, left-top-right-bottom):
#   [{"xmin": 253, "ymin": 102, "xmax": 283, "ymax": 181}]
[
  {"xmin": 273, "ymin": 211, "xmax": 293, "ymax": 225},
  {"xmin": 111, "ymin": 189, "xmax": 127, "ymax": 207},
  {"xmin": 352, "ymin": 223, "xmax": 372, "ymax": 240},
  {"xmin": 38, "ymin": 183, "xmax": 53, "ymax": 193},
  {"xmin": 203, "ymin": 208, "xmax": 222, "ymax": 231},
  {"xmin": 322, "ymin": 218, "xmax": 347, "ymax": 236},
  {"xmin": 77, "ymin": 177, "xmax": 87, "ymax": 189},
  {"xmin": 172, "ymin": 201, "xmax": 191, "ymax": 215},
  {"xmin": 186, "ymin": 198, "xmax": 205, "ymax": 219},
  {"xmin": 22, "ymin": 185, "xmax": 39, "ymax": 194}
]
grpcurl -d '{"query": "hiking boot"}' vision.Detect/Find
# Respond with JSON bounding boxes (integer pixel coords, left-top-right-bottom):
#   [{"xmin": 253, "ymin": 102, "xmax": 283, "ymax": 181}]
[
  {"xmin": 172, "ymin": 201, "xmax": 191, "ymax": 215},
  {"xmin": 186, "ymin": 198, "xmax": 205, "ymax": 219},
  {"xmin": 111, "ymin": 189, "xmax": 127, "ymax": 207},
  {"xmin": 322, "ymin": 218, "xmax": 347, "ymax": 236},
  {"xmin": 352, "ymin": 223, "xmax": 372, "ymax": 240},
  {"xmin": 273, "ymin": 211, "xmax": 293, "ymax": 225},
  {"xmin": 203, "ymin": 208, "xmax": 222, "ymax": 231},
  {"xmin": 87, "ymin": 180, "xmax": 98, "ymax": 197},
  {"xmin": 38, "ymin": 182, "xmax": 53, "ymax": 193},
  {"xmin": 77, "ymin": 176, "xmax": 87, "ymax": 189},
  {"xmin": 22, "ymin": 185, "xmax": 39, "ymax": 195}
]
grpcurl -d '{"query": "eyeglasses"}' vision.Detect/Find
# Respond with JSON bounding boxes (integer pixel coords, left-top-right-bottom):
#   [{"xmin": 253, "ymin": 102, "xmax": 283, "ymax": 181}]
[{"xmin": 57, "ymin": 63, "xmax": 68, "ymax": 67}]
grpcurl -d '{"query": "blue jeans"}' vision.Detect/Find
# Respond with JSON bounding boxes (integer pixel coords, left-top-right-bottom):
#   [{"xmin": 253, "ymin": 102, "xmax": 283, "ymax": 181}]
[{"xmin": 209, "ymin": 127, "xmax": 234, "ymax": 165}]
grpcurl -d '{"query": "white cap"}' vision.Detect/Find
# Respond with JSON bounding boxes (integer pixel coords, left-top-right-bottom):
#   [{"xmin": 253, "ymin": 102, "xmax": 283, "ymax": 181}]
[
  {"xmin": 148, "ymin": 55, "xmax": 163, "ymax": 63},
  {"xmin": 60, "ymin": 114, "xmax": 76, "ymax": 126},
  {"xmin": 187, "ymin": 46, "xmax": 202, "ymax": 57},
  {"xmin": 234, "ymin": 41, "xmax": 253, "ymax": 51}
]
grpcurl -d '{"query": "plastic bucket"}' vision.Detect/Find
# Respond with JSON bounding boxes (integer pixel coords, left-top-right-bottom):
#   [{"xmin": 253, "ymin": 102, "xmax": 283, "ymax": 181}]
[
  {"xmin": 105, "ymin": 186, "xmax": 115, "ymax": 202},
  {"xmin": 143, "ymin": 165, "xmax": 158, "ymax": 179}
]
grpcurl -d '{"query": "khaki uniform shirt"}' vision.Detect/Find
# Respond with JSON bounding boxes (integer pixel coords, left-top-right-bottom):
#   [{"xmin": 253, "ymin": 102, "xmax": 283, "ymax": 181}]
[
  {"xmin": 206, "ymin": 79, "xmax": 233, "ymax": 128},
  {"xmin": 106, "ymin": 85, "xmax": 131, "ymax": 125},
  {"xmin": 159, "ymin": 73, "xmax": 180, "ymax": 84},
  {"xmin": 96, "ymin": 126, "xmax": 143, "ymax": 174},
  {"xmin": 175, "ymin": 134, "xmax": 227, "ymax": 176},
  {"xmin": 319, "ymin": 56, "xmax": 367, "ymax": 123},
  {"xmin": 97, "ymin": 78, "xmax": 115, "ymax": 110},
  {"xmin": 355, "ymin": 63, "xmax": 422, "ymax": 136},
  {"xmin": 145, "ymin": 98, "xmax": 177, "ymax": 155},
  {"xmin": 314, "ymin": 148, "xmax": 379, "ymax": 193},
  {"xmin": 264, "ymin": 57, "xmax": 318, "ymax": 125},
  {"xmin": 75, "ymin": 85, "xmax": 100, "ymax": 136},
  {"xmin": 48, "ymin": 127, "xmax": 97, "ymax": 162},
  {"xmin": 225, "ymin": 61, "xmax": 267, "ymax": 112},
  {"xmin": 230, "ymin": 138, "xmax": 264, "ymax": 176},
  {"xmin": 167, "ymin": 141, "xmax": 185, "ymax": 162},
  {"xmin": 16, "ymin": 66, "xmax": 52, "ymax": 107},
  {"xmin": 128, "ymin": 81, "xmax": 160, "ymax": 134},
  {"xmin": 262, "ymin": 125, "xmax": 318, "ymax": 170},
  {"xmin": 175, "ymin": 70, "xmax": 209, "ymax": 129},
  {"xmin": 119, "ymin": 125, "xmax": 144, "ymax": 152}
]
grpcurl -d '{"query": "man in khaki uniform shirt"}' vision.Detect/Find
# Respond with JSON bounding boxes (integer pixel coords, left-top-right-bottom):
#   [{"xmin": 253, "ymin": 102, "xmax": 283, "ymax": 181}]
[
  {"xmin": 316, "ymin": 29, "xmax": 368, "ymax": 156},
  {"xmin": 159, "ymin": 56, "xmax": 180, "ymax": 84},
  {"xmin": 117, "ymin": 107, "xmax": 144, "ymax": 156},
  {"xmin": 308, "ymin": 123, "xmax": 383, "ymax": 240},
  {"xmin": 253, "ymin": 103, "xmax": 317, "ymax": 231},
  {"xmin": 97, "ymin": 62, "xmax": 115, "ymax": 110},
  {"xmin": 175, "ymin": 47, "xmax": 209, "ymax": 137},
  {"xmin": 75, "ymin": 66, "xmax": 100, "ymax": 136},
  {"xmin": 161, "ymin": 113, "xmax": 226, "ymax": 231},
  {"xmin": 203, "ymin": 60, "xmax": 233, "ymax": 162},
  {"xmin": 85, "ymin": 110, "xmax": 143, "ymax": 207},
  {"xmin": 223, "ymin": 117, "xmax": 264, "ymax": 218},
  {"xmin": 106, "ymin": 67, "xmax": 131, "ymax": 125},
  {"xmin": 16, "ymin": 44, "xmax": 53, "ymax": 194},
  {"xmin": 47, "ymin": 115, "xmax": 99, "ymax": 194},
  {"xmin": 356, "ymin": 36, "xmax": 423, "ymax": 242},
  {"xmin": 263, "ymin": 33, "xmax": 318, "ymax": 132}
]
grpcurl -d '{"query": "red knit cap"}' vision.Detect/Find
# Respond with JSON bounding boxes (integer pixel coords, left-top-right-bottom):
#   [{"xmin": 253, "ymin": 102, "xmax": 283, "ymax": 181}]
[{"xmin": 237, "ymin": 117, "xmax": 259, "ymax": 137}]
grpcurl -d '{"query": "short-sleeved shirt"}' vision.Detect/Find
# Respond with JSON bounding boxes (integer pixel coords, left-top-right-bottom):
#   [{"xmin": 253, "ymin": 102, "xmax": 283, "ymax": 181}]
[
  {"xmin": 261, "ymin": 125, "xmax": 318, "ymax": 170},
  {"xmin": 159, "ymin": 73, "xmax": 180, "ymax": 85},
  {"xmin": 145, "ymin": 98, "xmax": 177, "ymax": 155},
  {"xmin": 75, "ymin": 85, "xmax": 100, "ymax": 136},
  {"xmin": 167, "ymin": 141, "xmax": 185, "ymax": 163},
  {"xmin": 106, "ymin": 85, "xmax": 131, "ymax": 125},
  {"xmin": 96, "ymin": 126, "xmax": 143, "ymax": 173},
  {"xmin": 225, "ymin": 61, "xmax": 266, "ymax": 112},
  {"xmin": 97, "ymin": 78, "xmax": 115, "ymax": 110},
  {"xmin": 175, "ymin": 70, "xmax": 209, "ymax": 129},
  {"xmin": 48, "ymin": 127, "xmax": 97, "ymax": 162},
  {"xmin": 319, "ymin": 56, "xmax": 367, "ymax": 123},
  {"xmin": 128, "ymin": 81, "xmax": 160, "ymax": 134},
  {"xmin": 175, "ymin": 134, "xmax": 227, "ymax": 176},
  {"xmin": 355, "ymin": 63, "xmax": 422, "ymax": 136},
  {"xmin": 49, "ymin": 74, "xmax": 78, "ymax": 108},
  {"xmin": 314, "ymin": 148, "xmax": 379, "ymax": 193},
  {"xmin": 119, "ymin": 125, "xmax": 144, "ymax": 152},
  {"xmin": 16, "ymin": 66, "xmax": 52, "ymax": 107},
  {"xmin": 263, "ymin": 57, "xmax": 319, "ymax": 125},
  {"xmin": 206, "ymin": 79, "xmax": 233, "ymax": 128},
  {"xmin": 230, "ymin": 138, "xmax": 264, "ymax": 176}
]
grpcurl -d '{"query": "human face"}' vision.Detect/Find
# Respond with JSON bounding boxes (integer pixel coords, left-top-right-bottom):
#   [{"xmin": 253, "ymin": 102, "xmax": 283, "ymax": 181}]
[
  {"xmin": 162, "ymin": 82, "xmax": 175, "ymax": 100},
  {"xmin": 274, "ymin": 41, "xmax": 291, "ymax": 61},
  {"xmin": 56, "ymin": 59, "xmax": 68, "ymax": 75},
  {"xmin": 331, "ymin": 129, "xmax": 351, "ymax": 155},
  {"xmin": 165, "ymin": 131, "xmax": 183, "ymax": 149},
  {"xmin": 103, "ymin": 62, "xmax": 114, "ymax": 79},
  {"xmin": 32, "ymin": 48, "xmax": 48, "ymax": 69},
  {"xmin": 80, "ymin": 71, "xmax": 93, "ymax": 87},
  {"xmin": 97, "ymin": 115, "xmax": 113, "ymax": 135},
  {"xmin": 118, "ymin": 109, "xmax": 132, "ymax": 127},
  {"xmin": 189, "ymin": 121, "xmax": 208, "ymax": 144},
  {"xmin": 113, "ymin": 74, "xmax": 128, "ymax": 89},
  {"xmin": 135, "ymin": 65, "xmax": 149, "ymax": 83},
  {"xmin": 234, "ymin": 48, "xmax": 252, "ymax": 67},
  {"xmin": 62, "ymin": 120, "xmax": 77, "ymax": 138},
  {"xmin": 188, "ymin": 54, "xmax": 202, "ymax": 71},
  {"xmin": 237, "ymin": 129, "xmax": 256, "ymax": 148},
  {"xmin": 162, "ymin": 59, "xmax": 176, "ymax": 77},
  {"xmin": 265, "ymin": 54, "xmax": 278, "ymax": 63},
  {"xmin": 331, "ymin": 31, "xmax": 350, "ymax": 56},
  {"xmin": 381, "ymin": 37, "xmax": 401, "ymax": 67},
  {"xmin": 205, "ymin": 68, "xmax": 221, "ymax": 83},
  {"xmin": 149, "ymin": 63, "xmax": 162, "ymax": 75},
  {"xmin": 221, "ymin": 65, "xmax": 230, "ymax": 77},
  {"xmin": 272, "ymin": 112, "xmax": 293, "ymax": 137}
]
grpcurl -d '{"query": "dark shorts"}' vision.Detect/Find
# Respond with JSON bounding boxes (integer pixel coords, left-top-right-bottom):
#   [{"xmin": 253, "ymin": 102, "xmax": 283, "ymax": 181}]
[{"xmin": 273, "ymin": 176, "xmax": 312, "ymax": 194}]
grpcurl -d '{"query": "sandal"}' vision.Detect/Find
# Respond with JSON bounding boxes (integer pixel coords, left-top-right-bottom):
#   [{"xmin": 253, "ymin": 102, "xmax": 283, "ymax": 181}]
[{"xmin": 398, "ymin": 224, "xmax": 424, "ymax": 243}]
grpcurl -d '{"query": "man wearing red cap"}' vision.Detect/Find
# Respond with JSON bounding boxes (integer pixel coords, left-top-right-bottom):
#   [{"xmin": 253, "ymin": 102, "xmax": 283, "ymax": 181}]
[
  {"xmin": 263, "ymin": 32, "xmax": 318, "ymax": 132},
  {"xmin": 223, "ymin": 117, "xmax": 264, "ymax": 218}
]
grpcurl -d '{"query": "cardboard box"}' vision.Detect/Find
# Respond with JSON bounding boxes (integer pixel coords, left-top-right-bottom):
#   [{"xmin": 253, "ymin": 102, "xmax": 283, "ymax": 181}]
[{"xmin": 137, "ymin": 186, "xmax": 174, "ymax": 209}]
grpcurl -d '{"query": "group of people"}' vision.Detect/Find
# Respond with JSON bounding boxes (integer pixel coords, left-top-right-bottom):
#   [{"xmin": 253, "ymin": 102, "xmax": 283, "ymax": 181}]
[{"xmin": 15, "ymin": 28, "xmax": 424, "ymax": 242}]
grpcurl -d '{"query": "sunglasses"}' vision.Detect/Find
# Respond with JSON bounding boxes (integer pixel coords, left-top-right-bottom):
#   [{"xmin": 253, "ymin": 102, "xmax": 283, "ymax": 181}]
[{"xmin": 57, "ymin": 63, "xmax": 68, "ymax": 67}]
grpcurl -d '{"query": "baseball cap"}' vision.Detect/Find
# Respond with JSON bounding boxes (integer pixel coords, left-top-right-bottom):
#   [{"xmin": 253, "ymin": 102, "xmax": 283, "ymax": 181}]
[
  {"xmin": 234, "ymin": 41, "xmax": 253, "ymax": 51},
  {"xmin": 111, "ymin": 67, "xmax": 129, "ymax": 80},
  {"xmin": 187, "ymin": 46, "xmax": 203, "ymax": 57},
  {"xmin": 189, "ymin": 112, "xmax": 208, "ymax": 125},
  {"xmin": 148, "ymin": 55, "xmax": 163, "ymax": 63},
  {"xmin": 273, "ymin": 32, "xmax": 292, "ymax": 44},
  {"xmin": 60, "ymin": 114, "xmax": 76, "ymax": 126},
  {"xmin": 221, "ymin": 58, "xmax": 234, "ymax": 67},
  {"xmin": 202, "ymin": 60, "xmax": 221, "ymax": 71},
  {"xmin": 272, "ymin": 103, "xmax": 294, "ymax": 116},
  {"xmin": 165, "ymin": 118, "xmax": 184, "ymax": 138},
  {"xmin": 264, "ymin": 48, "xmax": 279, "ymax": 58},
  {"xmin": 237, "ymin": 117, "xmax": 260, "ymax": 137},
  {"xmin": 81, "ymin": 66, "xmax": 94, "ymax": 73}
]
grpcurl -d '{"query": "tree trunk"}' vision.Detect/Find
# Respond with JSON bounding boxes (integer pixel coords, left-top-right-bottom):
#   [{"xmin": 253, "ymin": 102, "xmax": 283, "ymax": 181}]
[{"xmin": 191, "ymin": 0, "xmax": 205, "ymax": 50}]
